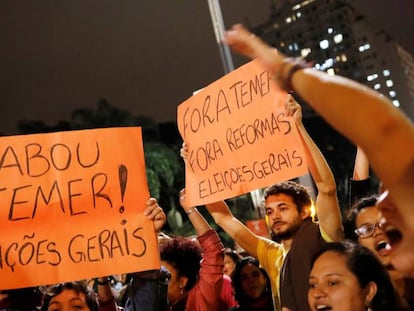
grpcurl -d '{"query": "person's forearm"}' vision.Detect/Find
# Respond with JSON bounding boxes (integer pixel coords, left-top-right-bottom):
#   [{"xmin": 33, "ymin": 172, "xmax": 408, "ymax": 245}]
[
  {"xmin": 296, "ymin": 122, "xmax": 336, "ymax": 194},
  {"xmin": 296, "ymin": 119, "xmax": 342, "ymax": 241},
  {"xmin": 206, "ymin": 201, "xmax": 259, "ymax": 257},
  {"xmin": 353, "ymin": 146, "xmax": 369, "ymax": 180},
  {"xmin": 223, "ymin": 23, "xmax": 414, "ymax": 227},
  {"xmin": 291, "ymin": 68, "xmax": 414, "ymax": 187},
  {"xmin": 185, "ymin": 207, "xmax": 211, "ymax": 236},
  {"xmin": 205, "ymin": 202, "xmax": 244, "ymax": 240},
  {"xmin": 187, "ymin": 230, "xmax": 224, "ymax": 311}
]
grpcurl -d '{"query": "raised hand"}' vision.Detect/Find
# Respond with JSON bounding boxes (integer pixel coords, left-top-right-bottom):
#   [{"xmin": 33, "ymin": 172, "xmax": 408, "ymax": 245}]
[
  {"xmin": 285, "ymin": 94, "xmax": 302, "ymax": 126},
  {"xmin": 144, "ymin": 198, "xmax": 166, "ymax": 233},
  {"xmin": 180, "ymin": 142, "xmax": 189, "ymax": 162},
  {"xmin": 224, "ymin": 24, "xmax": 283, "ymax": 74}
]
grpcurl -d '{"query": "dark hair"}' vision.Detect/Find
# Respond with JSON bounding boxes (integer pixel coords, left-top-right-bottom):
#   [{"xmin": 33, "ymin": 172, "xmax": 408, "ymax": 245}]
[
  {"xmin": 40, "ymin": 281, "xmax": 98, "ymax": 311},
  {"xmin": 224, "ymin": 248, "xmax": 240, "ymax": 264},
  {"xmin": 231, "ymin": 256, "xmax": 272, "ymax": 303},
  {"xmin": 159, "ymin": 236, "xmax": 202, "ymax": 291},
  {"xmin": 263, "ymin": 181, "xmax": 311, "ymax": 213},
  {"xmin": 344, "ymin": 195, "xmax": 378, "ymax": 241},
  {"xmin": 0, "ymin": 287, "xmax": 42, "ymax": 309},
  {"xmin": 312, "ymin": 241, "xmax": 397, "ymax": 311}
]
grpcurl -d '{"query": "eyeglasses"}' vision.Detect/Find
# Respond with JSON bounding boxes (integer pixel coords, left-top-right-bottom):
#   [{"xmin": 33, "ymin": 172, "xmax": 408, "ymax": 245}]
[{"xmin": 354, "ymin": 222, "xmax": 383, "ymax": 238}]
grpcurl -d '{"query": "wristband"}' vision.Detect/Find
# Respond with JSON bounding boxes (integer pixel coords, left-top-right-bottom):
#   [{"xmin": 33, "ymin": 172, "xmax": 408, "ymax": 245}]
[
  {"xmin": 185, "ymin": 207, "xmax": 197, "ymax": 215},
  {"xmin": 274, "ymin": 57, "xmax": 312, "ymax": 92}
]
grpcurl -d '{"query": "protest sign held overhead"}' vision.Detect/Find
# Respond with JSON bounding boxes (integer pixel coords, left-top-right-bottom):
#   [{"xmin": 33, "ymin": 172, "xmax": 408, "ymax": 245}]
[
  {"xmin": 0, "ymin": 127, "xmax": 160, "ymax": 290},
  {"xmin": 177, "ymin": 59, "xmax": 308, "ymax": 206}
]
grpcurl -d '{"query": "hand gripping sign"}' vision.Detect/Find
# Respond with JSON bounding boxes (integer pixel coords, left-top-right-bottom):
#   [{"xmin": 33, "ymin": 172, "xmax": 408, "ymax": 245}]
[
  {"xmin": 0, "ymin": 127, "xmax": 160, "ymax": 290},
  {"xmin": 177, "ymin": 59, "xmax": 308, "ymax": 206}
]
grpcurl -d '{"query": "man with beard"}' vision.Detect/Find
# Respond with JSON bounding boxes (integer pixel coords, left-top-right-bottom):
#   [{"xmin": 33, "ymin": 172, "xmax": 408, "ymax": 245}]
[{"xmin": 203, "ymin": 98, "xmax": 343, "ymax": 311}]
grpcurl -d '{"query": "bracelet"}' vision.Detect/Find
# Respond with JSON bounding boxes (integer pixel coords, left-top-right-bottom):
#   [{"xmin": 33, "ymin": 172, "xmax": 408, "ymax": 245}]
[
  {"xmin": 274, "ymin": 57, "xmax": 312, "ymax": 92},
  {"xmin": 96, "ymin": 277, "xmax": 111, "ymax": 285},
  {"xmin": 185, "ymin": 207, "xmax": 198, "ymax": 215}
]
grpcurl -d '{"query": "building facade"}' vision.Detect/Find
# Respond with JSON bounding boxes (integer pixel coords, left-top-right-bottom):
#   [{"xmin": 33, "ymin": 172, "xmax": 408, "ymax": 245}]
[{"xmin": 253, "ymin": 0, "xmax": 414, "ymax": 119}]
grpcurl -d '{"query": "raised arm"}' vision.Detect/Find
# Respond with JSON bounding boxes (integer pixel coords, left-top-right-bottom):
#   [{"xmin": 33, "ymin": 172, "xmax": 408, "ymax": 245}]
[
  {"xmin": 290, "ymin": 70, "xmax": 414, "ymax": 193},
  {"xmin": 353, "ymin": 146, "xmax": 370, "ymax": 181},
  {"xmin": 179, "ymin": 189, "xmax": 211, "ymax": 236},
  {"xmin": 180, "ymin": 142, "xmax": 261, "ymax": 256},
  {"xmin": 205, "ymin": 200, "xmax": 260, "ymax": 258},
  {"xmin": 349, "ymin": 146, "xmax": 372, "ymax": 207},
  {"xmin": 144, "ymin": 197, "xmax": 167, "ymax": 234},
  {"xmin": 97, "ymin": 197, "xmax": 168, "ymax": 311},
  {"xmin": 224, "ymin": 24, "xmax": 414, "ymax": 220},
  {"xmin": 178, "ymin": 189, "xmax": 225, "ymax": 311},
  {"xmin": 286, "ymin": 96, "xmax": 343, "ymax": 241}
]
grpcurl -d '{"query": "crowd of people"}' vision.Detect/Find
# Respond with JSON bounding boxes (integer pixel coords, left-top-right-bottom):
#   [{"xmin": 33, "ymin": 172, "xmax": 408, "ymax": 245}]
[{"xmin": 1, "ymin": 23, "xmax": 414, "ymax": 311}]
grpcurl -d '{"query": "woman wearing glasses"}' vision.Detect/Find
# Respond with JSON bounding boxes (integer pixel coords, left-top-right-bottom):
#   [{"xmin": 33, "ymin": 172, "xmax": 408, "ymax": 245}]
[
  {"xmin": 345, "ymin": 196, "xmax": 414, "ymax": 310},
  {"xmin": 345, "ymin": 146, "xmax": 414, "ymax": 309},
  {"xmin": 346, "ymin": 195, "xmax": 391, "ymax": 266}
]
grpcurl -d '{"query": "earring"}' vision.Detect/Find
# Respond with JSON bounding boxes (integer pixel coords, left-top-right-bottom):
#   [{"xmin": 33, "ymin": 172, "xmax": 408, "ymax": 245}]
[
  {"xmin": 180, "ymin": 286, "xmax": 184, "ymax": 295},
  {"xmin": 365, "ymin": 300, "xmax": 372, "ymax": 311}
]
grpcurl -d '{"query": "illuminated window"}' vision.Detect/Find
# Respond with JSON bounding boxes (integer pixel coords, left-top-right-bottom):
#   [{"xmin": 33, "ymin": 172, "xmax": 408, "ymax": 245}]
[
  {"xmin": 301, "ymin": 48, "xmax": 311, "ymax": 57},
  {"xmin": 318, "ymin": 58, "xmax": 335, "ymax": 71},
  {"xmin": 325, "ymin": 58, "xmax": 334, "ymax": 68},
  {"xmin": 358, "ymin": 43, "xmax": 371, "ymax": 52},
  {"xmin": 374, "ymin": 83, "xmax": 381, "ymax": 90},
  {"xmin": 333, "ymin": 34, "xmax": 343, "ymax": 43},
  {"xmin": 327, "ymin": 68, "xmax": 335, "ymax": 75},
  {"xmin": 392, "ymin": 100, "xmax": 400, "ymax": 107},
  {"xmin": 386, "ymin": 80, "xmax": 394, "ymax": 87},
  {"xmin": 383, "ymin": 69, "xmax": 390, "ymax": 76},
  {"xmin": 335, "ymin": 54, "xmax": 348, "ymax": 63},
  {"xmin": 320, "ymin": 39, "xmax": 329, "ymax": 49},
  {"xmin": 367, "ymin": 74, "xmax": 378, "ymax": 81}
]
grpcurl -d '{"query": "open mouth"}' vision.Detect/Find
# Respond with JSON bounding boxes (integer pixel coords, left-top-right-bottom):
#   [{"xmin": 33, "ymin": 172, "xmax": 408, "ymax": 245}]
[
  {"xmin": 315, "ymin": 305, "xmax": 332, "ymax": 310},
  {"xmin": 383, "ymin": 226, "xmax": 402, "ymax": 247},
  {"xmin": 375, "ymin": 240, "xmax": 390, "ymax": 251}
]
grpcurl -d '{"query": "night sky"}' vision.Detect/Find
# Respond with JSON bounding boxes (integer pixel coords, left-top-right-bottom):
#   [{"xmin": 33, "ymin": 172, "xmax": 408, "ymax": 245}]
[{"xmin": 1, "ymin": 0, "xmax": 413, "ymax": 135}]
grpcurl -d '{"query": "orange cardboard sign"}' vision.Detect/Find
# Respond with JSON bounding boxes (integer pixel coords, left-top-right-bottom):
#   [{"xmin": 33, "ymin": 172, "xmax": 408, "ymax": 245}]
[
  {"xmin": 177, "ymin": 59, "xmax": 308, "ymax": 206},
  {"xmin": 0, "ymin": 127, "xmax": 160, "ymax": 290}
]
